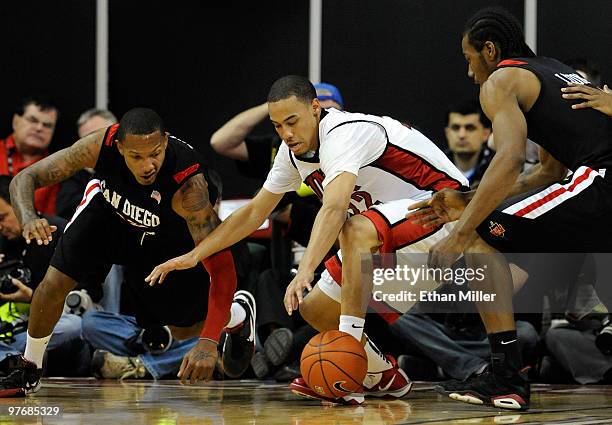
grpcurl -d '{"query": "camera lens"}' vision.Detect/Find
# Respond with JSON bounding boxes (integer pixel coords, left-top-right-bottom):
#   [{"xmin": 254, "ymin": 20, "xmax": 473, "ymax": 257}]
[{"xmin": 66, "ymin": 292, "xmax": 82, "ymax": 309}]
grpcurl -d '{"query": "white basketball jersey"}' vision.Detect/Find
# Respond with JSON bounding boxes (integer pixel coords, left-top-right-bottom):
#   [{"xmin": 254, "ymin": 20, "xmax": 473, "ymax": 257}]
[{"xmin": 263, "ymin": 108, "xmax": 468, "ymax": 215}]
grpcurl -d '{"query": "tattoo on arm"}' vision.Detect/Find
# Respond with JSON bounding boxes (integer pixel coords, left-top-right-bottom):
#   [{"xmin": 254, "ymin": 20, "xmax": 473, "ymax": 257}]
[
  {"xmin": 179, "ymin": 174, "xmax": 221, "ymax": 242},
  {"xmin": 180, "ymin": 175, "xmax": 210, "ymax": 212},
  {"xmin": 192, "ymin": 350, "xmax": 216, "ymax": 362},
  {"xmin": 10, "ymin": 133, "xmax": 102, "ymax": 225}
]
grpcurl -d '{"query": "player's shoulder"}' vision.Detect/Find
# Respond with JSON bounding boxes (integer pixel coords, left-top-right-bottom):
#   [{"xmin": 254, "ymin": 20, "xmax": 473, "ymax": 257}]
[{"xmin": 320, "ymin": 108, "xmax": 384, "ymax": 137}]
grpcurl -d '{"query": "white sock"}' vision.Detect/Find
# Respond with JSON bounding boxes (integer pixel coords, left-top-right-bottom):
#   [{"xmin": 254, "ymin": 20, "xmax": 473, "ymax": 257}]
[
  {"xmin": 226, "ymin": 302, "xmax": 246, "ymax": 329},
  {"xmin": 24, "ymin": 333, "xmax": 51, "ymax": 368},
  {"xmin": 339, "ymin": 315, "xmax": 365, "ymax": 341}
]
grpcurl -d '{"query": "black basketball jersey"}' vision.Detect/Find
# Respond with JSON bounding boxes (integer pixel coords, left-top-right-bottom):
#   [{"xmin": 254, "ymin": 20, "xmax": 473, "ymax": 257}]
[
  {"xmin": 495, "ymin": 57, "xmax": 612, "ymax": 171},
  {"xmin": 95, "ymin": 124, "xmax": 218, "ymax": 236}
]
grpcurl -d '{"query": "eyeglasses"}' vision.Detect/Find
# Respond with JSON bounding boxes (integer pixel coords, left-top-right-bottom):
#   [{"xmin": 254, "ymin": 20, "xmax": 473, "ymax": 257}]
[{"xmin": 22, "ymin": 115, "xmax": 55, "ymax": 130}]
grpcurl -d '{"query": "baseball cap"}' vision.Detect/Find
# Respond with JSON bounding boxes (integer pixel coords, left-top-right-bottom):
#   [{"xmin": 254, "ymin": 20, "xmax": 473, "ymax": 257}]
[{"xmin": 314, "ymin": 83, "xmax": 344, "ymax": 108}]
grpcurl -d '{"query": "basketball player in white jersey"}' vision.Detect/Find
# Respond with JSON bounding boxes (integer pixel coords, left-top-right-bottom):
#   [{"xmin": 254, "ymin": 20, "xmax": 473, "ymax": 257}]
[{"xmin": 146, "ymin": 75, "xmax": 468, "ymax": 405}]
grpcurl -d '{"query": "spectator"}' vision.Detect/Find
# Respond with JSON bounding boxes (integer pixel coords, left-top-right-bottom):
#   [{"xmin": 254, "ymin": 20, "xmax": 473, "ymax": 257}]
[
  {"xmin": 0, "ymin": 97, "xmax": 60, "ymax": 215},
  {"xmin": 443, "ymin": 100, "xmax": 493, "ymax": 188}
]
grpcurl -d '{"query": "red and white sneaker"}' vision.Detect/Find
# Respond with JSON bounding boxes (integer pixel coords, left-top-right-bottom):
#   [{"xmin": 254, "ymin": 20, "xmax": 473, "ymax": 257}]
[
  {"xmin": 289, "ymin": 377, "xmax": 365, "ymax": 405},
  {"xmin": 364, "ymin": 355, "xmax": 413, "ymax": 399}
]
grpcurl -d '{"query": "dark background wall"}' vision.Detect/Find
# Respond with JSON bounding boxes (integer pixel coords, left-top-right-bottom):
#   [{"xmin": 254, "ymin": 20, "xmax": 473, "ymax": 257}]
[{"xmin": 2, "ymin": 1, "xmax": 610, "ymax": 198}]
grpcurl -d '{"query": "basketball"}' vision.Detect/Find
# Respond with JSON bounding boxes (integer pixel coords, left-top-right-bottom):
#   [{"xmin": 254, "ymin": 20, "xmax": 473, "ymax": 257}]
[{"xmin": 300, "ymin": 330, "xmax": 368, "ymax": 398}]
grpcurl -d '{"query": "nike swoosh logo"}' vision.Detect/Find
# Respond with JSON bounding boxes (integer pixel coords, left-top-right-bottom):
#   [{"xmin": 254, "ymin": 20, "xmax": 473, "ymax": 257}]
[
  {"xmin": 333, "ymin": 380, "xmax": 351, "ymax": 393},
  {"xmin": 351, "ymin": 324, "xmax": 364, "ymax": 329},
  {"xmin": 378, "ymin": 374, "xmax": 395, "ymax": 392},
  {"xmin": 501, "ymin": 339, "xmax": 517, "ymax": 345}
]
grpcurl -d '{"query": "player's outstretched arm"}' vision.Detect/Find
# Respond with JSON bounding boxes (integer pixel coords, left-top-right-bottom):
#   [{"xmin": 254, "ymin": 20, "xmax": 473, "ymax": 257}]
[
  {"xmin": 146, "ymin": 182, "xmax": 284, "ymax": 285},
  {"xmin": 562, "ymin": 83, "xmax": 612, "ymax": 117},
  {"xmin": 284, "ymin": 172, "xmax": 356, "ymax": 315},
  {"xmin": 10, "ymin": 130, "xmax": 103, "ymax": 245}
]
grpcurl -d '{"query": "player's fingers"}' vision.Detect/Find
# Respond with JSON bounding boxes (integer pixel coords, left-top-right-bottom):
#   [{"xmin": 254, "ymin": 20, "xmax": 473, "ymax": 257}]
[
  {"xmin": 284, "ymin": 291, "xmax": 293, "ymax": 315},
  {"xmin": 182, "ymin": 361, "xmax": 196, "ymax": 384},
  {"xmin": 190, "ymin": 364, "xmax": 202, "ymax": 384},
  {"xmin": 145, "ymin": 268, "xmax": 159, "ymax": 285},
  {"xmin": 405, "ymin": 208, "xmax": 428, "ymax": 221},
  {"xmin": 562, "ymin": 92, "xmax": 590, "ymax": 100},
  {"xmin": 572, "ymin": 101, "xmax": 592, "ymax": 110},
  {"xmin": 178, "ymin": 355, "xmax": 189, "ymax": 379},
  {"xmin": 407, "ymin": 199, "xmax": 430, "ymax": 212},
  {"xmin": 49, "ymin": 225, "xmax": 58, "ymax": 234},
  {"xmin": 158, "ymin": 269, "xmax": 170, "ymax": 284},
  {"xmin": 34, "ymin": 222, "xmax": 50, "ymax": 244},
  {"xmin": 422, "ymin": 218, "xmax": 445, "ymax": 229}
]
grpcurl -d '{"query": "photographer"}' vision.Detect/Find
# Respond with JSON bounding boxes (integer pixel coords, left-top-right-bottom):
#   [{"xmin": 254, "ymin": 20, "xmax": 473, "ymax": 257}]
[{"xmin": 0, "ymin": 175, "xmax": 82, "ymax": 366}]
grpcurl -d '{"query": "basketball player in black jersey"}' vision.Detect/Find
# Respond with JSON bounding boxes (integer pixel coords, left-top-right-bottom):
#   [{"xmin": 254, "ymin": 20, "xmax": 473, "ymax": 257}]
[
  {"xmin": 0, "ymin": 108, "xmax": 255, "ymax": 395},
  {"xmin": 408, "ymin": 7, "xmax": 612, "ymax": 410}
]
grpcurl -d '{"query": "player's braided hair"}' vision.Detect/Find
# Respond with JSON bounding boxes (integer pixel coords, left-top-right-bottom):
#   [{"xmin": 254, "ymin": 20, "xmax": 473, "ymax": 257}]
[
  {"xmin": 267, "ymin": 75, "xmax": 317, "ymax": 104},
  {"xmin": 464, "ymin": 7, "xmax": 535, "ymax": 59}
]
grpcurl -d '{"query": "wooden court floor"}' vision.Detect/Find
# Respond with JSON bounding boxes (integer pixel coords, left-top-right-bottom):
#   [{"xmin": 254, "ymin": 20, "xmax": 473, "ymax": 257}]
[{"xmin": 0, "ymin": 379, "xmax": 611, "ymax": 425}]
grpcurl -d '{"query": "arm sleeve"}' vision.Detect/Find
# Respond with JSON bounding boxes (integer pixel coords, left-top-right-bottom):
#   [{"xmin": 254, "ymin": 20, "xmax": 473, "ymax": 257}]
[{"xmin": 200, "ymin": 249, "xmax": 237, "ymax": 342}]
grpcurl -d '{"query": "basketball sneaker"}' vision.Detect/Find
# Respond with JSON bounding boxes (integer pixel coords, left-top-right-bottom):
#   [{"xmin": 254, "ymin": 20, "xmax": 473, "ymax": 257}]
[
  {"xmin": 290, "ymin": 377, "xmax": 365, "ymax": 405},
  {"xmin": 434, "ymin": 354, "xmax": 530, "ymax": 410},
  {"xmin": 0, "ymin": 354, "xmax": 42, "ymax": 397},
  {"xmin": 91, "ymin": 350, "xmax": 148, "ymax": 380},
  {"xmin": 220, "ymin": 290, "xmax": 256, "ymax": 378},
  {"xmin": 364, "ymin": 355, "xmax": 413, "ymax": 399}
]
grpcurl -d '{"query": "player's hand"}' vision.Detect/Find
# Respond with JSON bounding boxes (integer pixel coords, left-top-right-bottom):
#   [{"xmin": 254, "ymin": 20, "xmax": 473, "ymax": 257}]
[
  {"xmin": 146, "ymin": 251, "xmax": 199, "ymax": 285},
  {"xmin": 22, "ymin": 218, "xmax": 57, "ymax": 245},
  {"xmin": 427, "ymin": 232, "xmax": 467, "ymax": 272},
  {"xmin": 562, "ymin": 83, "xmax": 612, "ymax": 117},
  {"xmin": 284, "ymin": 270, "xmax": 314, "ymax": 315},
  {"xmin": 178, "ymin": 338, "xmax": 218, "ymax": 384},
  {"xmin": 406, "ymin": 189, "xmax": 468, "ymax": 228},
  {"xmin": 0, "ymin": 279, "xmax": 33, "ymax": 303}
]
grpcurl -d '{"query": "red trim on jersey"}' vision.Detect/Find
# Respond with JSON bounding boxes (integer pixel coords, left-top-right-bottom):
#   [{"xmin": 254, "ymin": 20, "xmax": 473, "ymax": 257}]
[
  {"xmin": 76, "ymin": 182, "xmax": 101, "ymax": 208},
  {"xmin": 374, "ymin": 145, "xmax": 461, "ymax": 192},
  {"xmin": 104, "ymin": 124, "xmax": 119, "ymax": 146},
  {"xmin": 497, "ymin": 59, "xmax": 528, "ymax": 67},
  {"xmin": 173, "ymin": 163, "xmax": 200, "ymax": 184},
  {"xmin": 512, "ymin": 168, "xmax": 594, "ymax": 217}
]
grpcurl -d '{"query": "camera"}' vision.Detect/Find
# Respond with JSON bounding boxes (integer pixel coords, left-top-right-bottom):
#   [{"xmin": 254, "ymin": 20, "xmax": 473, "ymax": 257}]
[
  {"xmin": 64, "ymin": 289, "xmax": 99, "ymax": 316},
  {"xmin": 124, "ymin": 325, "xmax": 173, "ymax": 355},
  {"xmin": 0, "ymin": 260, "xmax": 32, "ymax": 294},
  {"xmin": 141, "ymin": 326, "xmax": 173, "ymax": 354}
]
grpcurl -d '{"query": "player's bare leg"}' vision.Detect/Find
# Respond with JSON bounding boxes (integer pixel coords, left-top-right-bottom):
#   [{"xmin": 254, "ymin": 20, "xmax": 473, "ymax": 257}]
[
  {"xmin": 293, "ymin": 215, "xmax": 412, "ymax": 403},
  {"xmin": 0, "ymin": 267, "xmax": 77, "ymax": 396}
]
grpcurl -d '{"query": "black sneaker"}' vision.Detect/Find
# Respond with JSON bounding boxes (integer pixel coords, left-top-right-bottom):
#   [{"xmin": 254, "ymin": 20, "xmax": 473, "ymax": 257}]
[
  {"xmin": 434, "ymin": 355, "xmax": 530, "ymax": 411},
  {"xmin": 0, "ymin": 355, "xmax": 42, "ymax": 397},
  {"xmin": 220, "ymin": 290, "xmax": 256, "ymax": 378}
]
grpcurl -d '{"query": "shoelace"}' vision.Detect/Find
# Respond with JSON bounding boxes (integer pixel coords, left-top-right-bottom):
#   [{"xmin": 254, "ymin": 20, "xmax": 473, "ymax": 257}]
[{"xmin": 119, "ymin": 358, "xmax": 146, "ymax": 381}]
